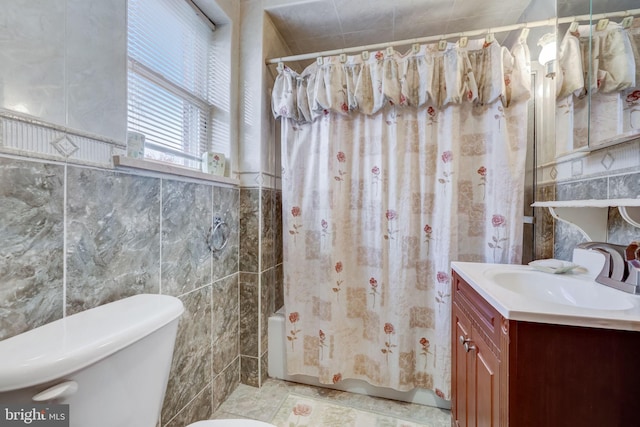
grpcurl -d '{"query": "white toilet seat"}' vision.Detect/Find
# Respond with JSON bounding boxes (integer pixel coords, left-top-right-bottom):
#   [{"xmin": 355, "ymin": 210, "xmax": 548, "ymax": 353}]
[{"xmin": 187, "ymin": 420, "xmax": 276, "ymax": 427}]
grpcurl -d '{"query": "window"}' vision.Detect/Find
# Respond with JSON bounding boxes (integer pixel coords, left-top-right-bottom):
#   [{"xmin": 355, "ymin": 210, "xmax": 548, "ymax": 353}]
[{"xmin": 127, "ymin": 0, "xmax": 215, "ymax": 170}]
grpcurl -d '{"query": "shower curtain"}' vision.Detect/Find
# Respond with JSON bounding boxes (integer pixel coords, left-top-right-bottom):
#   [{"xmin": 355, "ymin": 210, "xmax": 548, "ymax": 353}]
[{"xmin": 272, "ymin": 38, "xmax": 530, "ymax": 399}]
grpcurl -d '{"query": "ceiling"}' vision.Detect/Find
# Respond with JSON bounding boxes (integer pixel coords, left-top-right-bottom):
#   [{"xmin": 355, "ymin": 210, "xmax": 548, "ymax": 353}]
[
  {"xmin": 264, "ymin": 0, "xmax": 639, "ymax": 57},
  {"xmin": 265, "ymin": 0, "xmax": 541, "ymax": 56}
]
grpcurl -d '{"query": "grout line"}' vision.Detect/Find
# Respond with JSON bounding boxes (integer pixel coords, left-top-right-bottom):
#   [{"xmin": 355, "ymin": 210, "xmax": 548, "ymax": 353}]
[
  {"xmin": 159, "ymin": 179, "xmax": 163, "ymax": 295},
  {"xmin": 62, "ymin": 163, "xmax": 67, "ymax": 318},
  {"xmin": 175, "ymin": 270, "xmax": 239, "ymax": 299},
  {"xmin": 213, "ymin": 378, "xmax": 288, "ymax": 422},
  {"xmin": 265, "ymin": 384, "xmax": 291, "ymax": 422},
  {"xmin": 214, "ymin": 186, "xmax": 219, "ymax": 417},
  {"xmin": 237, "ymin": 236, "xmax": 241, "ymax": 388},
  {"xmin": 162, "ymin": 380, "xmax": 213, "ymax": 427},
  {"xmin": 216, "ymin": 354, "xmax": 240, "ymax": 380},
  {"xmin": 210, "ymin": 185, "xmax": 214, "ymax": 294},
  {"xmin": 257, "ymin": 187, "xmax": 263, "ymax": 386}
]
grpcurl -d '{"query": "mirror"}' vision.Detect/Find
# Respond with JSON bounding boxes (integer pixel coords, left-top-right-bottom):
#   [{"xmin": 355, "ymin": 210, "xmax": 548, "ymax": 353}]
[
  {"xmin": 588, "ymin": 0, "xmax": 640, "ymax": 150},
  {"xmin": 555, "ymin": 0, "xmax": 640, "ymax": 156}
]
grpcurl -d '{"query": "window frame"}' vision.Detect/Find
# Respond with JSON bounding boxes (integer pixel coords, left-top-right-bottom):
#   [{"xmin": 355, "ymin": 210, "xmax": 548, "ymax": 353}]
[{"xmin": 126, "ymin": 0, "xmax": 217, "ymax": 172}]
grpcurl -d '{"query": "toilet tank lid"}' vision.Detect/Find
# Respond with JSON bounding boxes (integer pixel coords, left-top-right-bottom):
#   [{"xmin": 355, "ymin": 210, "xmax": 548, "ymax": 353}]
[{"xmin": 0, "ymin": 294, "xmax": 184, "ymax": 392}]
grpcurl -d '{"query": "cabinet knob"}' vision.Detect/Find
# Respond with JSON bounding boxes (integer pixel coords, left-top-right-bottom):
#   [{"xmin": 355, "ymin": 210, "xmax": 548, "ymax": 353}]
[
  {"xmin": 464, "ymin": 341, "xmax": 476, "ymax": 353},
  {"xmin": 459, "ymin": 335, "xmax": 470, "ymax": 345}
]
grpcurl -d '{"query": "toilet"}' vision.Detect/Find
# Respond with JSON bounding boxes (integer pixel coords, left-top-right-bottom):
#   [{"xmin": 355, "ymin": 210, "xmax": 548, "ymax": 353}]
[{"xmin": 0, "ymin": 294, "xmax": 276, "ymax": 427}]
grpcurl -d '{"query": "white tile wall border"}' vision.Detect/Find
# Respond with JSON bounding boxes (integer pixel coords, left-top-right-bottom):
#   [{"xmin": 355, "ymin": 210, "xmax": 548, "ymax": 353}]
[
  {"xmin": 238, "ymin": 171, "xmax": 281, "ymax": 189},
  {"xmin": 0, "ymin": 111, "xmax": 125, "ymax": 167},
  {"xmin": 538, "ymin": 138, "xmax": 640, "ymax": 185},
  {"xmin": 0, "ymin": 111, "xmax": 242, "ymax": 188}
]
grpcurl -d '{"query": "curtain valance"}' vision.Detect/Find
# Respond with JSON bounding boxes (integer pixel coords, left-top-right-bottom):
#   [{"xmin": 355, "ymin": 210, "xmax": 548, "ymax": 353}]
[{"xmin": 272, "ymin": 38, "xmax": 532, "ymax": 123}]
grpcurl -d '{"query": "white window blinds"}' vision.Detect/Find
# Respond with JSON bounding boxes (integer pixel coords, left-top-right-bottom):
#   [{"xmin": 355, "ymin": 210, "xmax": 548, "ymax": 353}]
[{"xmin": 127, "ymin": 0, "xmax": 215, "ymax": 170}]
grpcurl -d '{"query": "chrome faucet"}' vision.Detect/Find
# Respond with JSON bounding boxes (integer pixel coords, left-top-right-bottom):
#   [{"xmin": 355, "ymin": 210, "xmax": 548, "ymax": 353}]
[
  {"xmin": 576, "ymin": 242, "xmax": 640, "ymax": 294},
  {"xmin": 625, "ymin": 242, "xmax": 640, "ymax": 288}
]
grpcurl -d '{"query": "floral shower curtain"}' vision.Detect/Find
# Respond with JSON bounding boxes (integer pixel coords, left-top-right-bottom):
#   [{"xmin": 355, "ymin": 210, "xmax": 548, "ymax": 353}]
[{"xmin": 272, "ymin": 38, "xmax": 530, "ymax": 398}]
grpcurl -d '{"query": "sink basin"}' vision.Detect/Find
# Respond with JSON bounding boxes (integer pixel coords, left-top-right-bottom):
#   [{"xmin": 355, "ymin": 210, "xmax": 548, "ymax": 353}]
[{"xmin": 483, "ymin": 269, "xmax": 635, "ymax": 311}]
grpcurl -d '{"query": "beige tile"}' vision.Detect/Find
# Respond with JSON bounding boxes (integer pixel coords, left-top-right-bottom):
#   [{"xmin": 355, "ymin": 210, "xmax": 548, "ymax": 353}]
[
  {"xmin": 211, "ymin": 411, "xmax": 253, "ymax": 420},
  {"xmin": 272, "ymin": 393, "xmax": 435, "ymax": 427},
  {"xmin": 214, "ymin": 382, "xmax": 289, "ymax": 422},
  {"xmin": 212, "ymin": 379, "xmax": 451, "ymax": 426}
]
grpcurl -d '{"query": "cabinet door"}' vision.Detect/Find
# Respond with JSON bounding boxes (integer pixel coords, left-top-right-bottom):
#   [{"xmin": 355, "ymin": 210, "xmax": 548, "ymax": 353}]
[
  {"xmin": 452, "ymin": 303, "xmax": 472, "ymax": 427},
  {"xmin": 472, "ymin": 326, "xmax": 500, "ymax": 427}
]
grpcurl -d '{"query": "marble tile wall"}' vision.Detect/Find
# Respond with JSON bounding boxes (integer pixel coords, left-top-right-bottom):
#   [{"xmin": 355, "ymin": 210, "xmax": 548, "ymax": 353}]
[
  {"xmin": 274, "ymin": 190, "xmax": 284, "ymax": 311},
  {"xmin": 238, "ymin": 186, "xmax": 283, "ymax": 387},
  {"xmin": 261, "ymin": 188, "xmax": 276, "ymax": 270},
  {"xmin": 239, "ymin": 186, "xmax": 262, "ymax": 386},
  {"xmin": 240, "ymin": 189, "xmax": 260, "ymax": 272},
  {"xmin": 0, "ymin": 157, "xmax": 65, "ymax": 339},
  {"xmin": 163, "ymin": 286, "xmax": 212, "ymax": 423},
  {"xmin": 239, "ymin": 271, "xmax": 259, "ymax": 373},
  {"xmin": 533, "ymin": 183, "xmax": 555, "ymax": 261},
  {"xmin": 66, "ymin": 167, "xmax": 161, "ymax": 314},
  {"xmin": 235, "ymin": 0, "xmax": 287, "ymax": 389},
  {"xmin": 0, "ymin": 154, "xmax": 241, "ymax": 426},
  {"xmin": 2, "ymin": 0, "xmax": 247, "ymax": 422},
  {"xmin": 260, "ymin": 266, "xmax": 274, "ymax": 382},
  {"xmin": 537, "ymin": 170, "xmax": 640, "ymax": 261}
]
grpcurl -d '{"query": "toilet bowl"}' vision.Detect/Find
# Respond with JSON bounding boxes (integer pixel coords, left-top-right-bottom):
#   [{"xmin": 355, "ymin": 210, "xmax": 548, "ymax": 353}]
[
  {"xmin": 0, "ymin": 294, "xmax": 274, "ymax": 427},
  {"xmin": 187, "ymin": 420, "xmax": 276, "ymax": 426}
]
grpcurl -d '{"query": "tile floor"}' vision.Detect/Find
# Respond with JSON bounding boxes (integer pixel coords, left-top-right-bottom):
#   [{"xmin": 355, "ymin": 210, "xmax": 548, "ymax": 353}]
[{"xmin": 211, "ymin": 378, "xmax": 451, "ymax": 426}]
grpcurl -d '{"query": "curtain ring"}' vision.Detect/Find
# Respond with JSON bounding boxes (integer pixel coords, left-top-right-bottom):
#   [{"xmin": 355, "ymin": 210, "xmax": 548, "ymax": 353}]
[{"xmin": 208, "ymin": 217, "xmax": 230, "ymax": 252}]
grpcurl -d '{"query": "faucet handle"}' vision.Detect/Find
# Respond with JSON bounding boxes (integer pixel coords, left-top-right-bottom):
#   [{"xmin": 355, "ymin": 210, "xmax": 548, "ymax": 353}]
[
  {"xmin": 578, "ymin": 243, "xmax": 627, "ymax": 281},
  {"xmin": 609, "ymin": 249, "xmax": 627, "ymax": 281},
  {"xmin": 591, "ymin": 248, "xmax": 612, "ymax": 280}
]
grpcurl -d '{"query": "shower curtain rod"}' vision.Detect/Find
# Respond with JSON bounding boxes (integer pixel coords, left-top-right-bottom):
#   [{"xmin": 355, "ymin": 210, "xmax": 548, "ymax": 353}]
[{"xmin": 265, "ymin": 8, "xmax": 640, "ymax": 65}]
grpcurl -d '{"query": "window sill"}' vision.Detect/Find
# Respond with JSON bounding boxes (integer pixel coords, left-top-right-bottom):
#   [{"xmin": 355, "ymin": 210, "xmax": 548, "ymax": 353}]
[{"xmin": 113, "ymin": 155, "xmax": 239, "ymax": 186}]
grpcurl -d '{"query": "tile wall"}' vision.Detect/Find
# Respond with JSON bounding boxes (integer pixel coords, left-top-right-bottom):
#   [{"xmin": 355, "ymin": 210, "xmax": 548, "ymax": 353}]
[
  {"xmin": 235, "ymin": 2, "xmax": 289, "ymax": 387},
  {"xmin": 1, "ymin": 0, "xmax": 247, "ymax": 422},
  {"xmin": 0, "ymin": 0, "xmax": 288, "ymax": 423},
  {"xmin": 0, "ymin": 0, "xmax": 290, "ymax": 424},
  {"xmin": 0, "ymin": 0, "xmax": 127, "ymax": 143},
  {"xmin": 238, "ymin": 187, "xmax": 283, "ymax": 387},
  {"xmin": 0, "ymin": 154, "xmax": 241, "ymax": 426},
  {"xmin": 535, "ymin": 139, "xmax": 640, "ymax": 261}
]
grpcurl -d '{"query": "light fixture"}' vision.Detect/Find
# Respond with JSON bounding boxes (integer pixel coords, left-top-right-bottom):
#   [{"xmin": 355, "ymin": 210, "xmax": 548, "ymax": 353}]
[{"xmin": 537, "ymin": 32, "xmax": 557, "ymax": 79}]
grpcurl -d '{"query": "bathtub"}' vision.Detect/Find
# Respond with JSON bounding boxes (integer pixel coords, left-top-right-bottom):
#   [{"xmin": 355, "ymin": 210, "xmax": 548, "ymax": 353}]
[{"xmin": 267, "ymin": 308, "xmax": 451, "ymax": 409}]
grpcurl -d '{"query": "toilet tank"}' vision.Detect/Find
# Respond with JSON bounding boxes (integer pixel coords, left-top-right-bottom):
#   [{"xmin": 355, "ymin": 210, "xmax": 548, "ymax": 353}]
[{"xmin": 0, "ymin": 294, "xmax": 184, "ymax": 427}]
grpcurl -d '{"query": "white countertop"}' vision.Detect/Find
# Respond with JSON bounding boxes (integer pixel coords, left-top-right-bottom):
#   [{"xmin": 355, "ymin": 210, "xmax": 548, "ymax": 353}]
[{"xmin": 451, "ymin": 261, "xmax": 640, "ymax": 332}]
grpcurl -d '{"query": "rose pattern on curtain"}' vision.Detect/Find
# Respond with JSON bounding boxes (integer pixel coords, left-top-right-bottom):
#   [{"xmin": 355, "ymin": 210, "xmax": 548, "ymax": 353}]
[{"xmin": 273, "ymin": 39, "xmax": 530, "ymax": 399}]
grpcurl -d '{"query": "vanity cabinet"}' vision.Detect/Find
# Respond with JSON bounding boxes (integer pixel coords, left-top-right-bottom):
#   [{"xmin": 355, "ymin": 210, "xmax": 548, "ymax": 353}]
[
  {"xmin": 451, "ymin": 270, "xmax": 640, "ymax": 427},
  {"xmin": 452, "ymin": 271, "xmax": 504, "ymax": 427}
]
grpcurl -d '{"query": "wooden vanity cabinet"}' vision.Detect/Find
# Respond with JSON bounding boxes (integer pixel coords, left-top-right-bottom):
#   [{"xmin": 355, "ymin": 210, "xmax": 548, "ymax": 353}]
[
  {"xmin": 451, "ymin": 270, "xmax": 640, "ymax": 427},
  {"xmin": 451, "ymin": 271, "xmax": 505, "ymax": 427}
]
